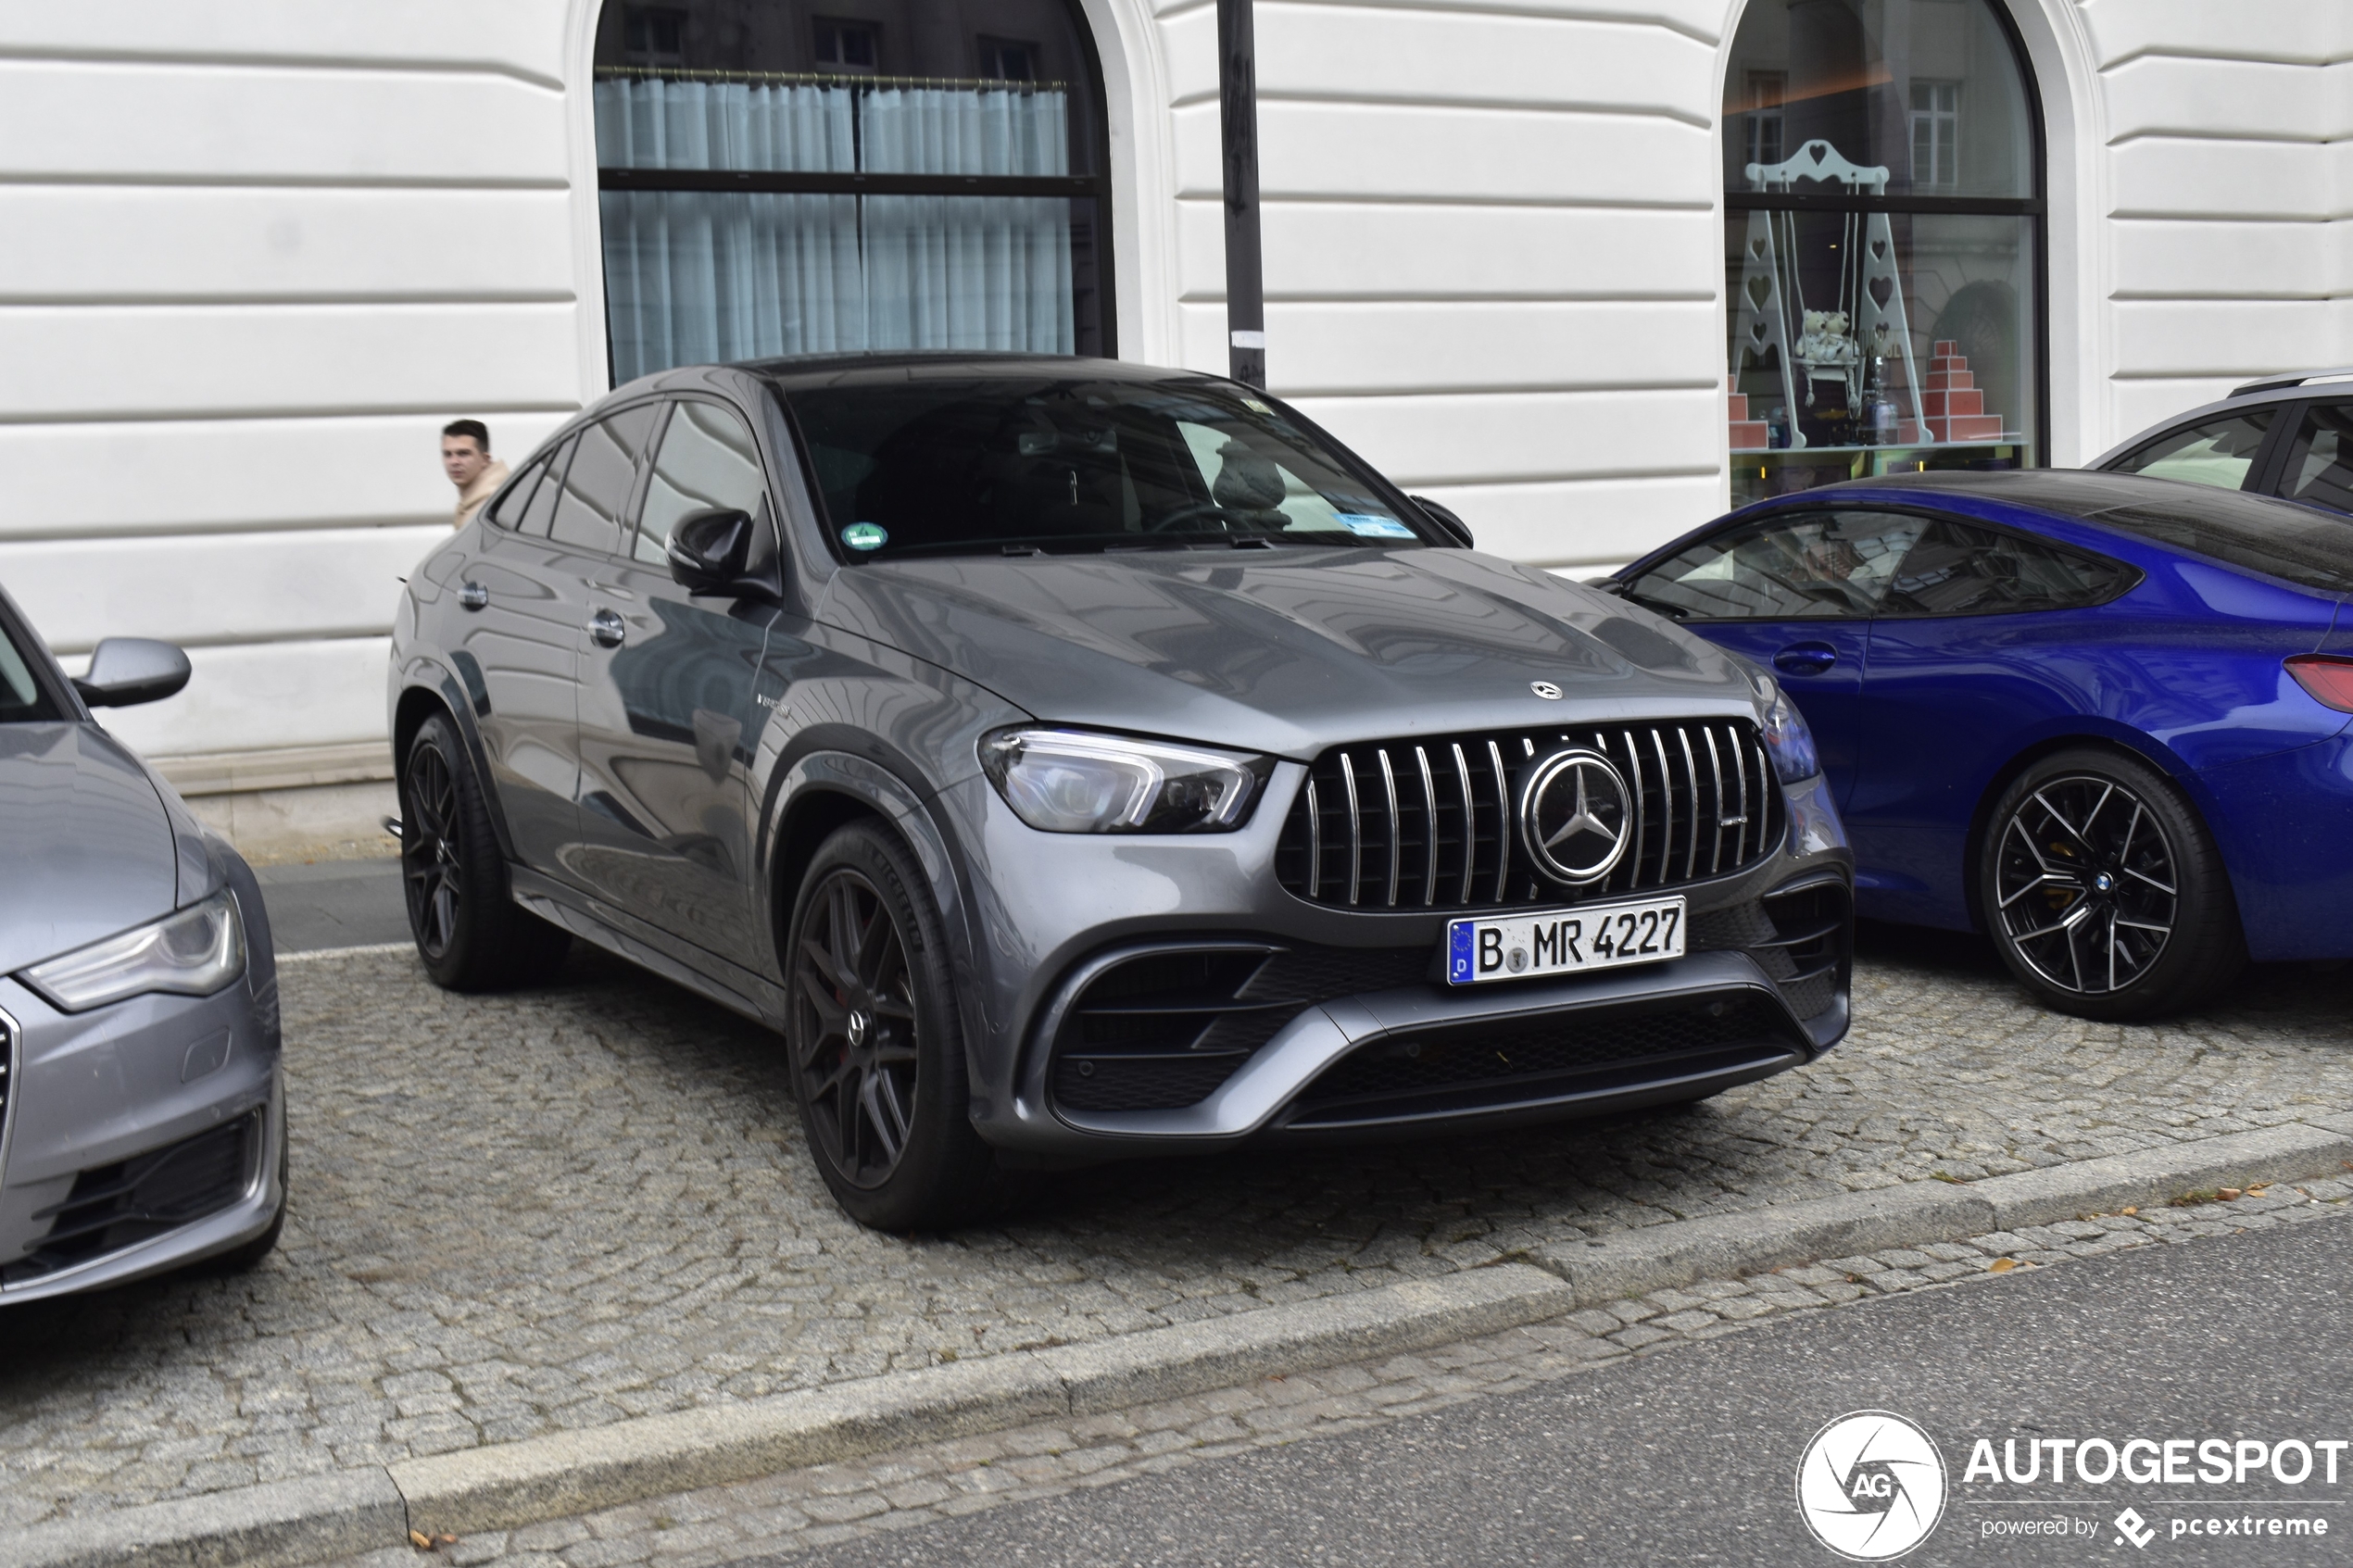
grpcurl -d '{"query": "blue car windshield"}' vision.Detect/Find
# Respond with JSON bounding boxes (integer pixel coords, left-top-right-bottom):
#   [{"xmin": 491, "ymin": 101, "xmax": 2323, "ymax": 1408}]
[
  {"xmin": 2082, "ymin": 491, "xmax": 2353, "ymax": 595},
  {"xmin": 782, "ymin": 377, "xmax": 1434, "ymax": 558},
  {"xmin": 0, "ymin": 607, "xmax": 64, "ymax": 722}
]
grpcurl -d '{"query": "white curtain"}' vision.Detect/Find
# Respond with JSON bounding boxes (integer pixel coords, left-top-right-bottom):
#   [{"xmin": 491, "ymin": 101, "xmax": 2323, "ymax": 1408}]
[{"xmin": 596, "ymin": 78, "xmax": 1076, "ymax": 382}]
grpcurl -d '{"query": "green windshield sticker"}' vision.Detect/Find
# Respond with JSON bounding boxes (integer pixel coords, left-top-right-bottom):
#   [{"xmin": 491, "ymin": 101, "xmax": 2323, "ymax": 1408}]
[{"xmin": 841, "ymin": 522, "xmax": 888, "ymax": 551}]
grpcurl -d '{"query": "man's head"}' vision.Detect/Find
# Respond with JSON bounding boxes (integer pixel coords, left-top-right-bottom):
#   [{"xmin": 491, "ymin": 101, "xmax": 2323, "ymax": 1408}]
[{"xmin": 442, "ymin": 420, "xmax": 493, "ymax": 488}]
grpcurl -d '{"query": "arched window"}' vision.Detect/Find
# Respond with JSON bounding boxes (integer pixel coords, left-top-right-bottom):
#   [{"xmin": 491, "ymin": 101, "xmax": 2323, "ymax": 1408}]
[
  {"xmin": 593, "ymin": 0, "xmax": 1112, "ymax": 384},
  {"xmin": 1723, "ymin": 0, "xmax": 2041, "ymax": 504}
]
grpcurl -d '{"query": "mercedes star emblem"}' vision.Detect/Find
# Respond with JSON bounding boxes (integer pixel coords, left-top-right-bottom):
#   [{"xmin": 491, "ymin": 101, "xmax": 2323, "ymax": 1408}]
[
  {"xmin": 1530, "ymin": 681, "xmax": 1563, "ymax": 700},
  {"xmin": 1519, "ymin": 748, "xmax": 1633, "ymax": 884}
]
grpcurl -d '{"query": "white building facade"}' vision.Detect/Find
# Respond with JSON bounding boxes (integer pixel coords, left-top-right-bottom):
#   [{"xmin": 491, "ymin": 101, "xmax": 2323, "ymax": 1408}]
[{"xmin": 0, "ymin": 0, "xmax": 2344, "ymax": 846}]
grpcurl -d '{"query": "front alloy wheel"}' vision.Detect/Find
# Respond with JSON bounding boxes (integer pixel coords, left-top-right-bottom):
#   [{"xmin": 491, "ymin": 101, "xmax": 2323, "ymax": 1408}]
[
  {"xmin": 790, "ymin": 868, "xmax": 922, "ymax": 1188},
  {"xmin": 783, "ymin": 822, "xmax": 999, "ymax": 1230},
  {"xmin": 1981, "ymin": 748, "xmax": 2243, "ymax": 1020}
]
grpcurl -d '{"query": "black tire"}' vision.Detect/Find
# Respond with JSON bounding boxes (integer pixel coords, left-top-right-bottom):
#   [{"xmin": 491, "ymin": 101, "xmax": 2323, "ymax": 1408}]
[
  {"xmin": 1979, "ymin": 747, "xmax": 2245, "ymax": 1021},
  {"xmin": 399, "ymin": 711, "xmax": 571, "ymax": 991},
  {"xmin": 784, "ymin": 821, "xmax": 997, "ymax": 1231}
]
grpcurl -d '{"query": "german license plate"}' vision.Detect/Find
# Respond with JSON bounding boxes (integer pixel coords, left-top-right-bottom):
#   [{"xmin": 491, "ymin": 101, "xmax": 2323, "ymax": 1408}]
[{"xmin": 1445, "ymin": 896, "xmax": 1687, "ymax": 985}]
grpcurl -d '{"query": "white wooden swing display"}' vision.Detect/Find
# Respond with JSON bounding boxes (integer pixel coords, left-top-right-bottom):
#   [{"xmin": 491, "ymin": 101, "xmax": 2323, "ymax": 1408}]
[{"xmin": 1730, "ymin": 139, "xmax": 1923, "ymax": 451}]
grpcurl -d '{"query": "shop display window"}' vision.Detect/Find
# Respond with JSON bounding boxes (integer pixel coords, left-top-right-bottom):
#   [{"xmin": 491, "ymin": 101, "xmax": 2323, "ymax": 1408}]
[{"xmin": 1722, "ymin": 0, "xmax": 2042, "ymax": 506}]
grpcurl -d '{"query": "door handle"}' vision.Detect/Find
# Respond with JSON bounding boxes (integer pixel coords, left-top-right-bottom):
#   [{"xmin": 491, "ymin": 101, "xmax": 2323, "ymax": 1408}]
[
  {"xmin": 457, "ymin": 581, "xmax": 488, "ymax": 611},
  {"xmin": 1774, "ymin": 642, "xmax": 1840, "ymax": 676},
  {"xmin": 588, "ymin": 608, "xmax": 627, "ymax": 647}
]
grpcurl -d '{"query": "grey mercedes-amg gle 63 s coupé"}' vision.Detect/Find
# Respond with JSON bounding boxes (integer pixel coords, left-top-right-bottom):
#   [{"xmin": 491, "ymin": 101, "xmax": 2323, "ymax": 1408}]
[
  {"xmin": 389, "ymin": 355, "xmax": 1853, "ymax": 1230},
  {"xmin": 0, "ymin": 585, "xmax": 285, "ymax": 1299}
]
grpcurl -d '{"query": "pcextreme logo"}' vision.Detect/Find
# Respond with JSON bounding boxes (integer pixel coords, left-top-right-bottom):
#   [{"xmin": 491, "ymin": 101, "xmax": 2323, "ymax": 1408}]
[{"xmin": 1797, "ymin": 1411, "xmax": 1949, "ymax": 1561}]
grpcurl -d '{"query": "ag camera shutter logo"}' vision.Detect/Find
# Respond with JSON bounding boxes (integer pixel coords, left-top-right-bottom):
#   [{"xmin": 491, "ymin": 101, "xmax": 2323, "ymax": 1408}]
[{"xmin": 1796, "ymin": 1411, "xmax": 1947, "ymax": 1561}]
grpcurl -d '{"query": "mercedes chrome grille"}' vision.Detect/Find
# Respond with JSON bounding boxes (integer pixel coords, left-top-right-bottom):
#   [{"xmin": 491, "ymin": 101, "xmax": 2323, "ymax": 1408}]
[{"xmin": 1274, "ymin": 719, "xmax": 1785, "ymax": 911}]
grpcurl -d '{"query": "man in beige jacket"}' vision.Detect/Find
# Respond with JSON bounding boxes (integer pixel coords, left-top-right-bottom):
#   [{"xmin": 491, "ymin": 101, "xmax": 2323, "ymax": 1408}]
[{"xmin": 442, "ymin": 420, "xmax": 510, "ymax": 529}]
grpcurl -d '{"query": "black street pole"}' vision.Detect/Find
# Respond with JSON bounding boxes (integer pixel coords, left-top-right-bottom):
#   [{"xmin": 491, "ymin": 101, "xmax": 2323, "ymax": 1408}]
[{"xmin": 1216, "ymin": 0, "xmax": 1265, "ymax": 386}]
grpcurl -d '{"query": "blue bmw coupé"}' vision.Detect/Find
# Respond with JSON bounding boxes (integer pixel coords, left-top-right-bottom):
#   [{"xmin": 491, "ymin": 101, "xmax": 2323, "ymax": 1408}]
[{"xmin": 1608, "ymin": 470, "xmax": 2353, "ymax": 1020}]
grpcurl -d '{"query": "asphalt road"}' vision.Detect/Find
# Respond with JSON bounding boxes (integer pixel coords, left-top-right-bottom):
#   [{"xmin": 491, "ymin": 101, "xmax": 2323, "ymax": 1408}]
[
  {"xmin": 251, "ymin": 858, "xmax": 407, "ymax": 951},
  {"xmin": 775, "ymin": 1213, "xmax": 2353, "ymax": 1568}
]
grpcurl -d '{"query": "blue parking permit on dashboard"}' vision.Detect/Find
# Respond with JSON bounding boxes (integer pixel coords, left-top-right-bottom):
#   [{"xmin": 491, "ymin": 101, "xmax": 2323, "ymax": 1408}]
[{"xmin": 1337, "ymin": 514, "xmax": 1417, "ymax": 539}]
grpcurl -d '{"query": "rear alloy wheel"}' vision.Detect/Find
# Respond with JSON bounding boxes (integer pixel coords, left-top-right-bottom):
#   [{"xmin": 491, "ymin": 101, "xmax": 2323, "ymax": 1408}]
[
  {"xmin": 1982, "ymin": 748, "xmax": 2243, "ymax": 1020},
  {"xmin": 785, "ymin": 822, "xmax": 996, "ymax": 1230},
  {"xmin": 399, "ymin": 711, "xmax": 571, "ymax": 990}
]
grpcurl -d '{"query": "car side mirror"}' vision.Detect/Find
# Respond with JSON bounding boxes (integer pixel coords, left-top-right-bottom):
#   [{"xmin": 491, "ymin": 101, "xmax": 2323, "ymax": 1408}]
[
  {"xmin": 1584, "ymin": 577, "xmax": 1629, "ymax": 596},
  {"xmin": 665, "ymin": 508, "xmax": 779, "ymax": 601},
  {"xmin": 1409, "ymin": 495, "xmax": 1475, "ymax": 548},
  {"xmin": 73, "ymin": 637, "xmax": 192, "ymax": 708}
]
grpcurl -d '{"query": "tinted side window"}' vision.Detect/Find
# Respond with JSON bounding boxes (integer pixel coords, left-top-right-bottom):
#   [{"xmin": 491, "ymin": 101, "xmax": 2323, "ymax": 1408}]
[
  {"xmin": 637, "ymin": 400, "xmax": 769, "ymax": 565},
  {"xmin": 1880, "ymin": 519, "xmax": 2133, "ymax": 617},
  {"xmin": 1627, "ymin": 510, "xmax": 1928, "ymax": 621},
  {"xmin": 2280, "ymin": 401, "xmax": 2353, "ymax": 515},
  {"xmin": 485, "ymin": 454, "xmax": 548, "ymax": 531},
  {"xmin": 2108, "ymin": 411, "xmax": 2272, "ymax": 490},
  {"xmin": 548, "ymin": 406, "xmax": 661, "ymax": 555},
  {"xmin": 516, "ymin": 435, "xmax": 575, "ymax": 538}
]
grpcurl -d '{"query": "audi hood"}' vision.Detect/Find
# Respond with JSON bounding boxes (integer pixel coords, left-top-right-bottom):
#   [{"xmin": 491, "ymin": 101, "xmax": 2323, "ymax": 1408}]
[
  {"xmin": 813, "ymin": 546, "xmax": 1768, "ymax": 759},
  {"xmin": 0, "ymin": 722, "xmax": 197, "ymax": 975}
]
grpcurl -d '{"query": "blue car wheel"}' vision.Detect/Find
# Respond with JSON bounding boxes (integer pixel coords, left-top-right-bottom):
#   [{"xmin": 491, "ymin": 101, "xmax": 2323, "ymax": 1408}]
[{"xmin": 1981, "ymin": 748, "xmax": 2246, "ymax": 1020}]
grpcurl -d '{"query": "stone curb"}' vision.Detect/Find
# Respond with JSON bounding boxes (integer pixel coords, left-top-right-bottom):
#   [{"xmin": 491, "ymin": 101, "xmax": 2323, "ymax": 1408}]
[
  {"xmin": 1531, "ymin": 1120, "xmax": 2353, "ymax": 1304},
  {"xmin": 11, "ymin": 1121, "xmax": 2349, "ymax": 1568}
]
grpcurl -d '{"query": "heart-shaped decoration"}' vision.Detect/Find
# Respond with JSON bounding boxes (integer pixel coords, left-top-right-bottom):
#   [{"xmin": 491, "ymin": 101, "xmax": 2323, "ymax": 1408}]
[
  {"xmin": 1868, "ymin": 274, "xmax": 1894, "ymax": 309},
  {"xmin": 1806, "ymin": 143, "xmax": 1827, "ymax": 165},
  {"xmin": 1751, "ymin": 317, "xmax": 1769, "ymax": 344},
  {"xmin": 1748, "ymin": 275, "xmax": 1772, "ymax": 307},
  {"xmin": 1751, "ymin": 235, "xmax": 1768, "ymax": 258},
  {"xmin": 1870, "ymin": 238, "xmax": 1888, "ymax": 261}
]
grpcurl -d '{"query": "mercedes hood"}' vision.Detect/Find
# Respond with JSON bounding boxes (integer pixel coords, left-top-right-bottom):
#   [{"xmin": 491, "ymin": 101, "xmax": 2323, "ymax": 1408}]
[{"xmin": 815, "ymin": 546, "xmax": 1767, "ymax": 759}]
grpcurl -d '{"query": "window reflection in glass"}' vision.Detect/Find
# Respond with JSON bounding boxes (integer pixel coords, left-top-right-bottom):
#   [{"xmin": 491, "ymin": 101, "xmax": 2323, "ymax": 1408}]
[
  {"xmin": 2281, "ymin": 403, "xmax": 2353, "ymax": 514},
  {"xmin": 1628, "ymin": 510, "xmax": 1927, "ymax": 621},
  {"xmin": 1879, "ymin": 520, "xmax": 2131, "ymax": 617},
  {"xmin": 1723, "ymin": 0, "xmax": 2032, "ymax": 200},
  {"xmin": 2108, "ymin": 413, "xmax": 2272, "ymax": 492}
]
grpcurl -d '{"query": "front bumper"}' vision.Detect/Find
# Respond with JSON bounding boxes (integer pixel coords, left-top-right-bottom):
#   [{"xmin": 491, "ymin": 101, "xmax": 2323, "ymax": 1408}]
[
  {"xmin": 0, "ymin": 946, "xmax": 285, "ymax": 1303},
  {"xmin": 940, "ymin": 765, "xmax": 1852, "ymax": 1157}
]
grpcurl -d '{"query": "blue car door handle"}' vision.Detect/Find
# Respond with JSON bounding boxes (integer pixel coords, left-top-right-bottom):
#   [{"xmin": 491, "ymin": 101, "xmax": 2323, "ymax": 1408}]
[{"xmin": 1775, "ymin": 642, "xmax": 1840, "ymax": 676}]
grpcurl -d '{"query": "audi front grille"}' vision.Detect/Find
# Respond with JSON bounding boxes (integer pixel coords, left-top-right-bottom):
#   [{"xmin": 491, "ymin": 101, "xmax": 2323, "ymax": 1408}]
[{"xmin": 1274, "ymin": 719, "xmax": 1785, "ymax": 912}]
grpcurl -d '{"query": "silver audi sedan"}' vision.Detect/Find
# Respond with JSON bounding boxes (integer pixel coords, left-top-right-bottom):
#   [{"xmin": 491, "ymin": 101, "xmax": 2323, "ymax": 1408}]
[{"xmin": 0, "ymin": 583, "xmax": 285, "ymax": 1301}]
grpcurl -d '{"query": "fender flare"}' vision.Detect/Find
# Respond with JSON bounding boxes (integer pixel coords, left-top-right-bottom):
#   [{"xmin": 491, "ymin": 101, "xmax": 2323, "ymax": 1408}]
[{"xmin": 760, "ymin": 750, "xmax": 987, "ymax": 1081}]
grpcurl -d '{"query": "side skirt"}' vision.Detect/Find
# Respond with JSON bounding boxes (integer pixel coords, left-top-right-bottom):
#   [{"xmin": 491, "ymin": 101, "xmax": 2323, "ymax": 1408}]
[{"xmin": 509, "ymin": 867, "xmax": 788, "ymax": 1029}]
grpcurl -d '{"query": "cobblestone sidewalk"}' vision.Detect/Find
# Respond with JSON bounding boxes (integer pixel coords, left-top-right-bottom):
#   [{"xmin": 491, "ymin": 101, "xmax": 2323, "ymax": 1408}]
[
  {"xmin": 5, "ymin": 932, "xmax": 2351, "ymax": 1529},
  {"xmin": 325, "ymin": 1178, "xmax": 2353, "ymax": 1568}
]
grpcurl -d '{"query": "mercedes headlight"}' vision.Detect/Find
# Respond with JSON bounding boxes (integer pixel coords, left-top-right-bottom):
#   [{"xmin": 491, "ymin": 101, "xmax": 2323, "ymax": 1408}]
[
  {"xmin": 979, "ymin": 728, "xmax": 1272, "ymax": 834},
  {"xmin": 1760, "ymin": 684, "xmax": 1822, "ymax": 784},
  {"xmin": 22, "ymin": 890, "xmax": 247, "ymax": 1012}
]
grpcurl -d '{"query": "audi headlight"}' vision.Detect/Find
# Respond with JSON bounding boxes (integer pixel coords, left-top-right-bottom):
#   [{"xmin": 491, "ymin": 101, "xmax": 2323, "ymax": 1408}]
[
  {"xmin": 979, "ymin": 728, "xmax": 1272, "ymax": 834},
  {"xmin": 1760, "ymin": 684, "xmax": 1822, "ymax": 784},
  {"xmin": 21, "ymin": 890, "xmax": 247, "ymax": 1012}
]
